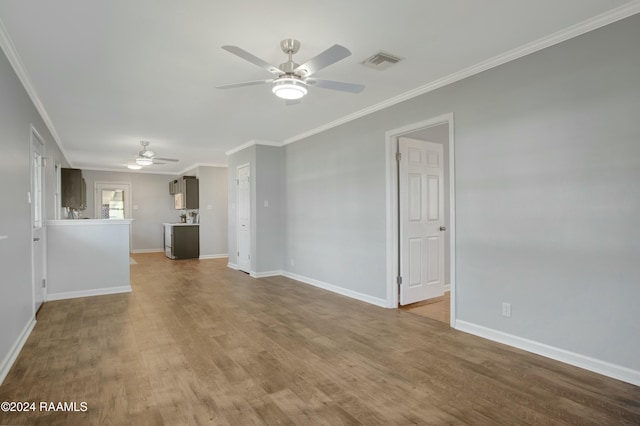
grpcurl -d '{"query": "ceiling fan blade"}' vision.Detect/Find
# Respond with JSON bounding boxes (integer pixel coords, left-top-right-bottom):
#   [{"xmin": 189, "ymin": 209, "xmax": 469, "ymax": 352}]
[
  {"xmin": 221, "ymin": 46, "xmax": 284, "ymax": 75},
  {"xmin": 294, "ymin": 44, "xmax": 351, "ymax": 77},
  {"xmin": 154, "ymin": 157, "xmax": 179, "ymax": 162},
  {"xmin": 306, "ymin": 78, "xmax": 364, "ymax": 93},
  {"xmin": 216, "ymin": 79, "xmax": 274, "ymax": 89}
]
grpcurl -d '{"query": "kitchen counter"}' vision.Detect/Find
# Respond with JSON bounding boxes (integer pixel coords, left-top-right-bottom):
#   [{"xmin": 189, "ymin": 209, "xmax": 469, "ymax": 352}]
[
  {"xmin": 46, "ymin": 219, "xmax": 132, "ymax": 300},
  {"xmin": 163, "ymin": 222, "xmax": 199, "ymax": 226}
]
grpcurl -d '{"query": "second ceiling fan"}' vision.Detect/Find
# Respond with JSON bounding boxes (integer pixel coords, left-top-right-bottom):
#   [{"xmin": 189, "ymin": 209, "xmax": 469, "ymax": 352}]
[{"xmin": 216, "ymin": 39, "xmax": 364, "ymax": 103}]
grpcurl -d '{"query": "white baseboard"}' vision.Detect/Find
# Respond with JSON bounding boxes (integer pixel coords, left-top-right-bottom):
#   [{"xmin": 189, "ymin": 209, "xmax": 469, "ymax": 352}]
[
  {"xmin": 250, "ymin": 270, "xmax": 283, "ymax": 278},
  {"xmin": 281, "ymin": 271, "xmax": 388, "ymax": 308},
  {"xmin": 199, "ymin": 254, "xmax": 228, "ymax": 260},
  {"xmin": 227, "ymin": 263, "xmax": 238, "ymax": 270},
  {"xmin": 456, "ymin": 320, "xmax": 640, "ymax": 387},
  {"xmin": 0, "ymin": 319, "xmax": 36, "ymax": 385},
  {"xmin": 130, "ymin": 248, "xmax": 164, "ymax": 253},
  {"xmin": 47, "ymin": 286, "xmax": 132, "ymax": 301}
]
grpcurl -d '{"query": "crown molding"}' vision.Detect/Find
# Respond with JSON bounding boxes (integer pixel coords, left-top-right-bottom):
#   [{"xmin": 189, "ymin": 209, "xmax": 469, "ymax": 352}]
[
  {"xmin": 0, "ymin": 16, "xmax": 72, "ymax": 166},
  {"xmin": 280, "ymin": 1, "xmax": 640, "ymax": 146},
  {"xmin": 177, "ymin": 162, "xmax": 228, "ymax": 175},
  {"xmin": 225, "ymin": 139, "xmax": 282, "ymax": 156}
]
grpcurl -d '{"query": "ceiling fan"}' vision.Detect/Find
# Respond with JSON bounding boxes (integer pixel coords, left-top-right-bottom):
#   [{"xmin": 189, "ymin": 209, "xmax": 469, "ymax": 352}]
[
  {"xmin": 216, "ymin": 39, "xmax": 364, "ymax": 103},
  {"xmin": 127, "ymin": 141, "xmax": 179, "ymax": 169}
]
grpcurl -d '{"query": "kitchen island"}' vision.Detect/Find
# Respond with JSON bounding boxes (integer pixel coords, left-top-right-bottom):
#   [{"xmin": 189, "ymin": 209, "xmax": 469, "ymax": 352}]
[{"xmin": 46, "ymin": 219, "xmax": 133, "ymax": 300}]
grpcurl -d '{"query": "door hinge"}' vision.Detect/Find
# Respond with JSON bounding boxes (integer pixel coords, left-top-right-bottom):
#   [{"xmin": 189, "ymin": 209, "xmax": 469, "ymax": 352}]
[
  {"xmin": 42, "ymin": 278, "xmax": 46, "ymax": 288},
  {"xmin": 237, "ymin": 251, "xmax": 239, "ymax": 256},
  {"xmin": 396, "ymin": 152, "xmax": 402, "ymax": 162},
  {"xmin": 397, "ymin": 276, "xmax": 402, "ymax": 285}
]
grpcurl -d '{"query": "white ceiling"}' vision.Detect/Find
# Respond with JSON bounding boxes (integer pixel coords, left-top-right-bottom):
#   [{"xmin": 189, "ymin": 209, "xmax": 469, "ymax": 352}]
[{"xmin": 0, "ymin": 1, "xmax": 637, "ymax": 173}]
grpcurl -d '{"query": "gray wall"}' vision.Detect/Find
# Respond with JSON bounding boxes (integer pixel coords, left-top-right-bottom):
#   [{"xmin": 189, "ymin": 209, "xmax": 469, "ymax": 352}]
[
  {"xmin": 82, "ymin": 170, "xmax": 178, "ymax": 251},
  {"xmin": 194, "ymin": 166, "xmax": 228, "ymax": 257},
  {"xmin": 255, "ymin": 145, "xmax": 284, "ymax": 272},
  {"xmin": 0, "ymin": 43, "xmax": 68, "ymax": 379},
  {"xmin": 227, "ymin": 145, "xmax": 285, "ymax": 273},
  {"xmin": 279, "ymin": 15, "xmax": 640, "ymax": 371}
]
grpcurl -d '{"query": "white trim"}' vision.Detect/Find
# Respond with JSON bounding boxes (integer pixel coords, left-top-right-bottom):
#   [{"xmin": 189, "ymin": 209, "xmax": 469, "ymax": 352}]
[
  {"xmin": 47, "ymin": 219, "xmax": 133, "ymax": 226},
  {"xmin": 250, "ymin": 270, "xmax": 283, "ymax": 278},
  {"xmin": 282, "ymin": 271, "xmax": 388, "ymax": 308},
  {"xmin": 456, "ymin": 320, "xmax": 640, "ymax": 387},
  {"xmin": 82, "ymin": 166, "xmax": 179, "ymax": 175},
  {"xmin": 0, "ymin": 17, "xmax": 71, "ymax": 166},
  {"xmin": 177, "ymin": 163, "xmax": 228, "ymax": 175},
  {"xmin": 225, "ymin": 139, "xmax": 281, "ymax": 156},
  {"xmin": 385, "ymin": 114, "xmax": 457, "ymax": 327},
  {"xmin": 278, "ymin": 2, "xmax": 640, "ymax": 146},
  {"xmin": 47, "ymin": 285, "xmax": 132, "ymax": 301},
  {"xmin": 0, "ymin": 236, "xmax": 8, "ymax": 240},
  {"xmin": 227, "ymin": 262, "xmax": 239, "ymax": 270},
  {"xmin": 130, "ymin": 248, "xmax": 164, "ymax": 254},
  {"xmin": 0, "ymin": 319, "xmax": 36, "ymax": 385},
  {"xmin": 199, "ymin": 254, "xmax": 228, "ymax": 260}
]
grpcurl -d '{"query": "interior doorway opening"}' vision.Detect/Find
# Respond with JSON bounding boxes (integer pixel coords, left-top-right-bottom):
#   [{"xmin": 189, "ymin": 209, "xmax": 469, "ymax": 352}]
[{"xmin": 385, "ymin": 113, "xmax": 456, "ymax": 326}]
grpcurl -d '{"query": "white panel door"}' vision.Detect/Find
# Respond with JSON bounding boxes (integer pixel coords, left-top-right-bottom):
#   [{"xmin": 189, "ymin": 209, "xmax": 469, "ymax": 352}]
[
  {"xmin": 237, "ymin": 164, "xmax": 251, "ymax": 273},
  {"xmin": 399, "ymin": 137, "xmax": 445, "ymax": 305},
  {"xmin": 31, "ymin": 131, "xmax": 46, "ymax": 314}
]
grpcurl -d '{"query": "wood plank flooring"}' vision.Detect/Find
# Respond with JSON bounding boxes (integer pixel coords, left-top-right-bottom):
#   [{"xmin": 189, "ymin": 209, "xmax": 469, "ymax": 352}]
[
  {"xmin": 400, "ymin": 292, "xmax": 451, "ymax": 325},
  {"xmin": 1, "ymin": 253, "xmax": 639, "ymax": 425}
]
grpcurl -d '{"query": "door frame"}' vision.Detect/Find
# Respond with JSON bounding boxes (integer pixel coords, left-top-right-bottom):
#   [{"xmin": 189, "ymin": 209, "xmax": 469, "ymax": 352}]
[
  {"xmin": 30, "ymin": 125, "xmax": 46, "ymax": 314},
  {"xmin": 94, "ymin": 181, "xmax": 132, "ymax": 220},
  {"xmin": 385, "ymin": 113, "xmax": 456, "ymax": 326}
]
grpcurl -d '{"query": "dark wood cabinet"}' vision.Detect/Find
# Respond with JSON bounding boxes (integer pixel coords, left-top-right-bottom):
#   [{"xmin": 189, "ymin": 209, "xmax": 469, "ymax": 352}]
[
  {"xmin": 170, "ymin": 176, "xmax": 199, "ymax": 209},
  {"xmin": 61, "ymin": 168, "xmax": 86, "ymax": 210}
]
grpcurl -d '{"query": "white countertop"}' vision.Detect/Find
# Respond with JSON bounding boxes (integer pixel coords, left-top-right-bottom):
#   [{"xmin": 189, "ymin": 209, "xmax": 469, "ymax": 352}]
[
  {"xmin": 47, "ymin": 219, "xmax": 134, "ymax": 226},
  {"xmin": 163, "ymin": 222, "xmax": 199, "ymax": 226}
]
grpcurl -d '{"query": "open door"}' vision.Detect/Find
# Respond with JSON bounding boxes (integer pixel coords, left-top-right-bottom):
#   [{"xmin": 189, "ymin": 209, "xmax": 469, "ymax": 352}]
[
  {"xmin": 399, "ymin": 137, "xmax": 445, "ymax": 305},
  {"xmin": 31, "ymin": 129, "xmax": 46, "ymax": 314}
]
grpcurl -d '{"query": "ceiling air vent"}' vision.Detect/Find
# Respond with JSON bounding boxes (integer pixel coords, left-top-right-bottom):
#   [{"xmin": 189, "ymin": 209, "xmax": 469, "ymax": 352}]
[{"xmin": 361, "ymin": 51, "xmax": 402, "ymax": 70}]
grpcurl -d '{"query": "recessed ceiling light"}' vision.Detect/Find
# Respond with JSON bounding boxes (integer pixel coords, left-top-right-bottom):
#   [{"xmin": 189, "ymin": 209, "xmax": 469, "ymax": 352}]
[{"xmin": 127, "ymin": 164, "xmax": 142, "ymax": 170}]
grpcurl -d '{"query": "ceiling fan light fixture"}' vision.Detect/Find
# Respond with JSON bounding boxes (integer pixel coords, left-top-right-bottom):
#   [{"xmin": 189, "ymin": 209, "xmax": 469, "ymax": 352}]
[
  {"xmin": 135, "ymin": 156, "xmax": 153, "ymax": 166},
  {"xmin": 127, "ymin": 164, "xmax": 142, "ymax": 170},
  {"xmin": 272, "ymin": 78, "xmax": 307, "ymax": 100}
]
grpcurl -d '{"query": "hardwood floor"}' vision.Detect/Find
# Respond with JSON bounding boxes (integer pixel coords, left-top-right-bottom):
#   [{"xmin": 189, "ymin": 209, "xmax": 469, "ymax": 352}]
[
  {"xmin": 400, "ymin": 292, "xmax": 451, "ymax": 325},
  {"xmin": 1, "ymin": 253, "xmax": 639, "ymax": 425}
]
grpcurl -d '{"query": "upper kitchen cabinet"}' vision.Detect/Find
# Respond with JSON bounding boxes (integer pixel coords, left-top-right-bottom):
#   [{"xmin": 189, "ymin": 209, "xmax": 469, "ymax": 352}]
[
  {"xmin": 170, "ymin": 176, "xmax": 199, "ymax": 209},
  {"xmin": 61, "ymin": 168, "xmax": 86, "ymax": 210}
]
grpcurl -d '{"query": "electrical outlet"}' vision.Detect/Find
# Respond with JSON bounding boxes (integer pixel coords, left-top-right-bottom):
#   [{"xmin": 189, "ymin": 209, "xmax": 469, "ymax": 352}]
[
  {"xmin": 264, "ymin": 200, "xmax": 269, "ymax": 207},
  {"xmin": 502, "ymin": 302, "xmax": 511, "ymax": 318}
]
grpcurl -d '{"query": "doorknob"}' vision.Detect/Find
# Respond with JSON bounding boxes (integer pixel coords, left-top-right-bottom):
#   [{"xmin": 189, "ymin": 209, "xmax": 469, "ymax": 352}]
[
  {"xmin": 439, "ymin": 226, "xmax": 447, "ymax": 231},
  {"xmin": 33, "ymin": 237, "xmax": 40, "ymax": 241}
]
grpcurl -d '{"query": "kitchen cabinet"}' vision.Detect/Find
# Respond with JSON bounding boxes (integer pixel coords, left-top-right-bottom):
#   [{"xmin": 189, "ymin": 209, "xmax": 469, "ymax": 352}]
[
  {"xmin": 170, "ymin": 176, "xmax": 199, "ymax": 209},
  {"xmin": 61, "ymin": 168, "xmax": 86, "ymax": 210},
  {"xmin": 164, "ymin": 223, "xmax": 199, "ymax": 259}
]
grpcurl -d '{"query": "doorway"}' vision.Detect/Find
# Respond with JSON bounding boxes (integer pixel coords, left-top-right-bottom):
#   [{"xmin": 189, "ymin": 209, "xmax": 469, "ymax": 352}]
[
  {"xmin": 31, "ymin": 127, "xmax": 46, "ymax": 315},
  {"xmin": 94, "ymin": 182, "xmax": 132, "ymax": 220},
  {"xmin": 385, "ymin": 113, "xmax": 456, "ymax": 326}
]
